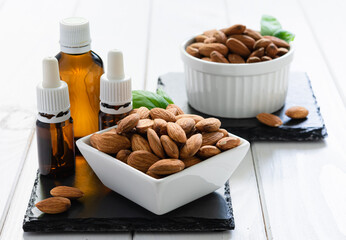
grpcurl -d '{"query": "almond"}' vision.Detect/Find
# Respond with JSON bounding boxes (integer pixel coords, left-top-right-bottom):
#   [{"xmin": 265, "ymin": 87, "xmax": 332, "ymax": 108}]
[
  {"xmin": 199, "ymin": 43, "xmax": 229, "ymax": 57},
  {"xmin": 198, "ymin": 145, "xmax": 221, "ymax": 159},
  {"xmin": 146, "ymin": 170, "xmax": 162, "ymax": 179},
  {"xmin": 202, "ymin": 131, "xmax": 224, "ymax": 146},
  {"xmin": 210, "ymin": 51, "xmax": 229, "ymax": 63},
  {"xmin": 244, "ymin": 28, "xmax": 262, "ymax": 40},
  {"xmin": 253, "ymin": 38, "xmax": 272, "ymax": 50},
  {"xmin": 247, "ymin": 56, "xmax": 261, "ymax": 63},
  {"xmin": 285, "ymin": 106, "xmax": 309, "ymax": 119},
  {"xmin": 117, "ymin": 114, "xmax": 140, "ymax": 134},
  {"xmin": 153, "ymin": 119, "xmax": 168, "ymax": 135},
  {"xmin": 160, "ymin": 135, "xmax": 179, "ymax": 158},
  {"xmin": 182, "ymin": 156, "xmax": 202, "ymax": 168},
  {"xmin": 249, "ymin": 47, "xmax": 265, "ymax": 58},
  {"xmin": 176, "ymin": 117, "xmax": 195, "ymax": 134},
  {"xmin": 147, "ymin": 129, "xmax": 165, "ymax": 158},
  {"xmin": 136, "ymin": 106, "xmax": 150, "ymax": 119},
  {"xmin": 131, "ymin": 134, "xmax": 152, "ymax": 152},
  {"xmin": 204, "ymin": 37, "xmax": 217, "ymax": 44},
  {"xmin": 175, "ymin": 114, "xmax": 204, "ymax": 123},
  {"xmin": 167, "ymin": 122, "xmax": 187, "ymax": 143},
  {"xmin": 189, "ymin": 42, "xmax": 205, "ymax": 49},
  {"xmin": 266, "ymin": 43, "xmax": 278, "ymax": 58},
  {"xmin": 228, "ymin": 54, "xmax": 245, "ymax": 64},
  {"xmin": 148, "ymin": 159, "xmax": 185, "ymax": 175},
  {"xmin": 90, "ymin": 131, "xmax": 131, "ymax": 154},
  {"xmin": 261, "ymin": 56, "xmax": 272, "ymax": 61},
  {"xmin": 136, "ymin": 119, "xmax": 154, "ymax": 134},
  {"xmin": 219, "ymin": 128, "xmax": 229, "ymax": 137},
  {"xmin": 166, "ymin": 104, "xmax": 184, "ymax": 115},
  {"xmin": 186, "ymin": 46, "xmax": 200, "ymax": 58},
  {"xmin": 222, "ymin": 24, "xmax": 246, "ymax": 36},
  {"xmin": 195, "ymin": 117, "xmax": 221, "ymax": 132},
  {"xmin": 203, "ymin": 29, "xmax": 217, "ymax": 37},
  {"xmin": 263, "ymin": 36, "xmax": 290, "ymax": 48},
  {"xmin": 195, "ymin": 35, "xmax": 208, "ymax": 42},
  {"xmin": 167, "ymin": 107, "xmax": 178, "ymax": 116},
  {"xmin": 216, "ymin": 137, "xmax": 241, "ymax": 151},
  {"xmin": 229, "ymin": 34, "xmax": 255, "ymax": 51},
  {"xmin": 116, "ymin": 149, "xmax": 132, "ymax": 163},
  {"xmin": 50, "ymin": 186, "xmax": 84, "ymax": 199},
  {"xmin": 150, "ymin": 108, "xmax": 176, "ymax": 122},
  {"xmin": 202, "ymin": 57, "xmax": 211, "ymax": 61},
  {"xmin": 127, "ymin": 150, "xmax": 160, "ymax": 172},
  {"xmin": 277, "ymin": 47, "xmax": 289, "ymax": 56},
  {"xmin": 226, "ymin": 38, "xmax": 251, "ymax": 58},
  {"xmin": 129, "ymin": 109, "xmax": 138, "ymax": 115},
  {"xmin": 180, "ymin": 133, "xmax": 203, "ymax": 159},
  {"xmin": 256, "ymin": 113, "xmax": 283, "ymax": 127},
  {"xmin": 213, "ymin": 30, "xmax": 227, "ymax": 44},
  {"xmin": 35, "ymin": 197, "xmax": 71, "ymax": 214}
]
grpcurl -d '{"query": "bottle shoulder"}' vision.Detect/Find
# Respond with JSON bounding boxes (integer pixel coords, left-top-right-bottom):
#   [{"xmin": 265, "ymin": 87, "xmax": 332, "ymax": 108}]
[{"xmin": 36, "ymin": 117, "xmax": 73, "ymax": 128}]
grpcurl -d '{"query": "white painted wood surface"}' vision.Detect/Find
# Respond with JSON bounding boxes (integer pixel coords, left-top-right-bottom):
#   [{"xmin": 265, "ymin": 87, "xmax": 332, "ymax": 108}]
[{"xmin": 1, "ymin": 0, "xmax": 346, "ymax": 239}]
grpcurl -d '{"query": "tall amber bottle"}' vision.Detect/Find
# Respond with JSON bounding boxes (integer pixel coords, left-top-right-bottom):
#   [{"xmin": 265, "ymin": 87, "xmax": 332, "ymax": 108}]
[
  {"xmin": 36, "ymin": 57, "xmax": 75, "ymax": 178},
  {"xmin": 56, "ymin": 17, "xmax": 104, "ymax": 139}
]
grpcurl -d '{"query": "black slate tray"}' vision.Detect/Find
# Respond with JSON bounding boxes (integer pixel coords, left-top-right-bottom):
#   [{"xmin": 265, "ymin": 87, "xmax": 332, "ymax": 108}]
[
  {"xmin": 23, "ymin": 156, "xmax": 234, "ymax": 232},
  {"xmin": 158, "ymin": 72, "xmax": 327, "ymax": 141}
]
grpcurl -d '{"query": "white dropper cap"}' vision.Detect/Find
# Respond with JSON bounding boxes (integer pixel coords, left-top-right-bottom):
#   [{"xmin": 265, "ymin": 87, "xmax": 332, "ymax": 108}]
[
  {"xmin": 59, "ymin": 17, "xmax": 91, "ymax": 54},
  {"xmin": 100, "ymin": 49, "xmax": 132, "ymax": 115},
  {"xmin": 36, "ymin": 57, "xmax": 71, "ymax": 123}
]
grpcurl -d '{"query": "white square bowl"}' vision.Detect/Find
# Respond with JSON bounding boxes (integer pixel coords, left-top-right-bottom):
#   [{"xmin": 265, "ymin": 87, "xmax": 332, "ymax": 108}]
[{"xmin": 76, "ymin": 126, "xmax": 250, "ymax": 215}]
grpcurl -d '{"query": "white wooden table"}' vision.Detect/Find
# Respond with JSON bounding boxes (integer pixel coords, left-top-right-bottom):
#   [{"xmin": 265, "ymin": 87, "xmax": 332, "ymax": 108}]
[{"xmin": 1, "ymin": 0, "xmax": 346, "ymax": 239}]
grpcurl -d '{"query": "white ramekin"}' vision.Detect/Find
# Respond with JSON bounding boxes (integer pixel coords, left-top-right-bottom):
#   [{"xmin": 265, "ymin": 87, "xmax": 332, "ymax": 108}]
[{"xmin": 180, "ymin": 37, "xmax": 294, "ymax": 118}]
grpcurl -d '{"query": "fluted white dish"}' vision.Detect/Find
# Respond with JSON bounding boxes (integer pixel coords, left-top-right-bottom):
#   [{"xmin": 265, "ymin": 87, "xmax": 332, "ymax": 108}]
[
  {"xmin": 76, "ymin": 126, "xmax": 250, "ymax": 215},
  {"xmin": 180, "ymin": 37, "xmax": 294, "ymax": 118}
]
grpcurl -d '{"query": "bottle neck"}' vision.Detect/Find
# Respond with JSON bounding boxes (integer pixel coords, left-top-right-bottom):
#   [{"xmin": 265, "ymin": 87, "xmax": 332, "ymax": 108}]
[
  {"xmin": 60, "ymin": 44, "xmax": 91, "ymax": 55},
  {"xmin": 100, "ymin": 102, "xmax": 132, "ymax": 115},
  {"xmin": 37, "ymin": 109, "xmax": 71, "ymax": 124}
]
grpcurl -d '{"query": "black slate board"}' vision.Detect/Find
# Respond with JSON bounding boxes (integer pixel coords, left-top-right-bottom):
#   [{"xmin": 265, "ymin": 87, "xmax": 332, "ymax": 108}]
[
  {"xmin": 158, "ymin": 72, "xmax": 327, "ymax": 141},
  {"xmin": 23, "ymin": 156, "xmax": 234, "ymax": 232}
]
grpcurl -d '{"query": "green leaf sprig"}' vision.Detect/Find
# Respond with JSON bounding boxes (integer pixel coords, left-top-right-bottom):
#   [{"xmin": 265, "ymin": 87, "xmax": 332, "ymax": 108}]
[
  {"xmin": 132, "ymin": 89, "xmax": 174, "ymax": 109},
  {"xmin": 260, "ymin": 15, "xmax": 295, "ymax": 43}
]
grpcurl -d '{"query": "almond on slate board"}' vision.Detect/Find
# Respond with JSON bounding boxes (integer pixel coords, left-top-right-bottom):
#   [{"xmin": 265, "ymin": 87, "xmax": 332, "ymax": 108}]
[
  {"xmin": 50, "ymin": 186, "xmax": 84, "ymax": 200},
  {"xmin": 285, "ymin": 106, "xmax": 309, "ymax": 119},
  {"xmin": 35, "ymin": 197, "xmax": 71, "ymax": 214},
  {"xmin": 256, "ymin": 113, "xmax": 283, "ymax": 127}
]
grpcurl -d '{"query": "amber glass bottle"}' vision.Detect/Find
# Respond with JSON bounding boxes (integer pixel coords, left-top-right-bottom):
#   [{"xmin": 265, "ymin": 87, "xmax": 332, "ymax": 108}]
[
  {"xmin": 99, "ymin": 50, "xmax": 132, "ymax": 130},
  {"xmin": 36, "ymin": 118, "xmax": 75, "ymax": 178},
  {"xmin": 57, "ymin": 17, "xmax": 104, "ymax": 138},
  {"xmin": 36, "ymin": 57, "xmax": 75, "ymax": 178}
]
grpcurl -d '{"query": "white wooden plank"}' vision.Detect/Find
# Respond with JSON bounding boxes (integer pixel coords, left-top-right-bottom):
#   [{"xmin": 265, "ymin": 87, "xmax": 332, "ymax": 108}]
[
  {"xmin": 0, "ymin": 134, "xmax": 131, "ymax": 240},
  {"xmin": 298, "ymin": 0, "xmax": 346, "ymax": 107},
  {"xmin": 0, "ymin": 109, "xmax": 35, "ymax": 232},
  {"xmin": 226, "ymin": 0, "xmax": 346, "ymax": 239},
  {"xmin": 75, "ymin": 0, "xmax": 151, "ymax": 90},
  {"xmin": 136, "ymin": 0, "xmax": 266, "ymax": 239}
]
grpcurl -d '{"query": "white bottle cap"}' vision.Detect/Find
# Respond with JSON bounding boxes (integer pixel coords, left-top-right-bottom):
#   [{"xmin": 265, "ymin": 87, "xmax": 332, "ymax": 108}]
[
  {"xmin": 100, "ymin": 49, "xmax": 132, "ymax": 115},
  {"xmin": 59, "ymin": 17, "xmax": 91, "ymax": 54},
  {"xmin": 37, "ymin": 57, "xmax": 71, "ymax": 123}
]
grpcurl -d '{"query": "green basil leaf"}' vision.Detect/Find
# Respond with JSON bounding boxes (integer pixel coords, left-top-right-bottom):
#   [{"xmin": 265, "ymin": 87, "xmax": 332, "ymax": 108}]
[
  {"xmin": 132, "ymin": 90, "xmax": 169, "ymax": 109},
  {"xmin": 261, "ymin": 15, "xmax": 282, "ymax": 36},
  {"xmin": 156, "ymin": 88, "xmax": 174, "ymax": 104},
  {"xmin": 273, "ymin": 29, "xmax": 295, "ymax": 43}
]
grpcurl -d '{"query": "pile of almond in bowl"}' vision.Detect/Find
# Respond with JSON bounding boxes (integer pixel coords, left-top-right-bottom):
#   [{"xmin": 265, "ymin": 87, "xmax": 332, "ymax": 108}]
[
  {"xmin": 90, "ymin": 104, "xmax": 241, "ymax": 179},
  {"xmin": 186, "ymin": 24, "xmax": 290, "ymax": 64}
]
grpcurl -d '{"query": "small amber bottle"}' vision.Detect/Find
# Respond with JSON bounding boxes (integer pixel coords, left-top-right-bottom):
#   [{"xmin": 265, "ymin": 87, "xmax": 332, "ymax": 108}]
[
  {"xmin": 56, "ymin": 17, "xmax": 104, "ymax": 139},
  {"xmin": 36, "ymin": 57, "xmax": 75, "ymax": 178},
  {"xmin": 99, "ymin": 50, "xmax": 132, "ymax": 130}
]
